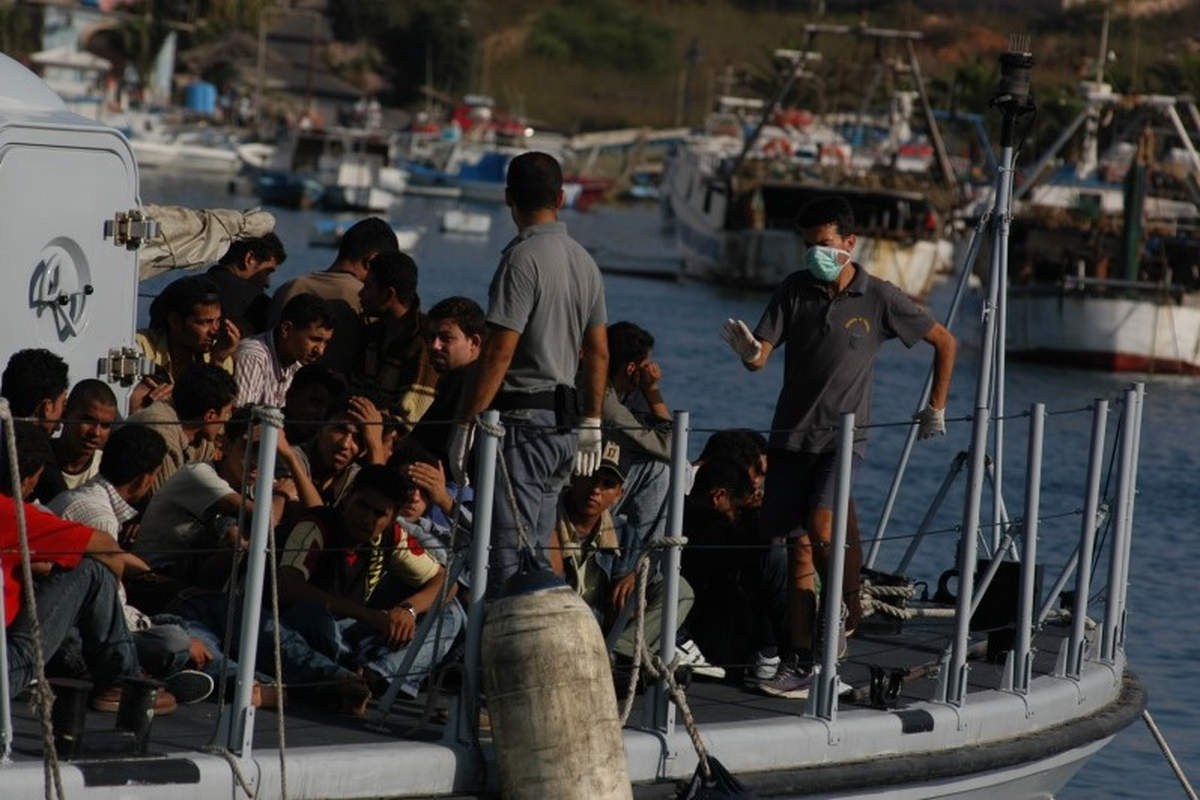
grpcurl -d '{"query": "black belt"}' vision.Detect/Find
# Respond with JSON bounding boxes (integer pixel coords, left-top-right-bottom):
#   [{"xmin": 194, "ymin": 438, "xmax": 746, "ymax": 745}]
[{"xmin": 491, "ymin": 390, "xmax": 557, "ymax": 412}]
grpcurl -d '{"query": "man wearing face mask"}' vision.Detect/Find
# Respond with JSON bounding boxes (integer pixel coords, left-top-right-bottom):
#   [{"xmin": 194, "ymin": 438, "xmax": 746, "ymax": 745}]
[{"xmin": 720, "ymin": 196, "xmax": 956, "ymax": 699}]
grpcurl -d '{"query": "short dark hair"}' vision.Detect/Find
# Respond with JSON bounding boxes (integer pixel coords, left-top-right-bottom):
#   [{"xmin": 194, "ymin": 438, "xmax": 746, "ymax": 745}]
[
  {"xmin": 698, "ymin": 429, "xmax": 766, "ymax": 470},
  {"xmin": 350, "ymin": 464, "xmax": 406, "ymax": 508},
  {"xmin": 149, "ymin": 275, "xmax": 222, "ymax": 331},
  {"xmin": 506, "ymin": 151, "xmax": 562, "ymax": 212},
  {"xmin": 0, "ymin": 421, "xmax": 52, "ymax": 495},
  {"xmin": 607, "ymin": 321, "xmax": 654, "ymax": 376},
  {"xmin": 796, "ymin": 196, "xmax": 855, "ymax": 236},
  {"xmin": 368, "ymin": 251, "xmax": 419, "ymax": 308},
  {"xmin": 173, "ymin": 364, "xmax": 238, "ymax": 420},
  {"xmin": 99, "ymin": 425, "xmax": 167, "ymax": 486},
  {"xmin": 428, "ymin": 296, "xmax": 485, "ymax": 339},
  {"xmin": 336, "ymin": 217, "xmax": 399, "ymax": 264},
  {"xmin": 287, "ymin": 364, "xmax": 346, "ymax": 402},
  {"xmin": 692, "ymin": 458, "xmax": 754, "ymax": 500},
  {"xmin": 65, "ymin": 379, "xmax": 118, "ymax": 414},
  {"xmin": 279, "ymin": 293, "xmax": 335, "ymax": 331},
  {"xmin": 222, "ymin": 406, "xmax": 256, "ymax": 446},
  {"xmin": 1, "ymin": 349, "xmax": 69, "ymax": 417},
  {"xmin": 387, "ymin": 437, "xmax": 438, "ymax": 471},
  {"xmin": 218, "ymin": 232, "xmax": 287, "ymax": 268}
]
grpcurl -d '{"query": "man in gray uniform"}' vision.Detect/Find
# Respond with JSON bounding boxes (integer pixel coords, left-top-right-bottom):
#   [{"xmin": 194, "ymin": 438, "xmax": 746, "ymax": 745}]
[
  {"xmin": 449, "ymin": 152, "xmax": 609, "ymax": 595},
  {"xmin": 722, "ymin": 196, "xmax": 957, "ymax": 698}
]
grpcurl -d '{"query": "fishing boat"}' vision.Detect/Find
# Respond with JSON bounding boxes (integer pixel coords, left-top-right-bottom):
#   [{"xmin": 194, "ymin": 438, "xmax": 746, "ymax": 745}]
[
  {"xmin": 661, "ymin": 29, "xmax": 965, "ymax": 298},
  {"xmin": 0, "ymin": 48, "xmax": 1156, "ymax": 799},
  {"xmin": 1005, "ymin": 90, "xmax": 1200, "ymax": 374},
  {"xmin": 252, "ymin": 127, "xmax": 404, "ymax": 212}
]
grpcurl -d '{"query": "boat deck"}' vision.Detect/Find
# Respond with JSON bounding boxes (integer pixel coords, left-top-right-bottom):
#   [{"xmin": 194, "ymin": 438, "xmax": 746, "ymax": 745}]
[{"xmin": 6, "ymin": 616, "xmax": 1074, "ymax": 764}]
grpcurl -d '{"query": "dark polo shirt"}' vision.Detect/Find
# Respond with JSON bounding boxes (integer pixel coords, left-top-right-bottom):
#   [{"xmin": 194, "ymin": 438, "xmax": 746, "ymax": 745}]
[{"xmin": 753, "ymin": 263, "xmax": 933, "ymax": 456}]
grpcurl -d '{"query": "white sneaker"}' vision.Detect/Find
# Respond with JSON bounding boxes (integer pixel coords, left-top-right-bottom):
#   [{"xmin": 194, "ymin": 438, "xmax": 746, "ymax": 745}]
[
  {"xmin": 744, "ymin": 651, "xmax": 780, "ymax": 687},
  {"xmin": 676, "ymin": 639, "xmax": 726, "ymax": 680}
]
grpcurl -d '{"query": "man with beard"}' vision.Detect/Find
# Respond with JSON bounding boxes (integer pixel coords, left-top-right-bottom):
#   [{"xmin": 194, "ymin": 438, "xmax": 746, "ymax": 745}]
[{"xmin": 410, "ymin": 296, "xmax": 484, "ymax": 467}]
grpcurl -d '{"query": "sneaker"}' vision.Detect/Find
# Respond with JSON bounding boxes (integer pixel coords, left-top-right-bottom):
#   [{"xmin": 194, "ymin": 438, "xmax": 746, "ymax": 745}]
[
  {"xmin": 164, "ymin": 669, "xmax": 214, "ymax": 705},
  {"xmin": 758, "ymin": 660, "xmax": 853, "ymax": 700},
  {"xmin": 757, "ymin": 658, "xmax": 814, "ymax": 699},
  {"xmin": 676, "ymin": 639, "xmax": 726, "ymax": 680},
  {"xmin": 91, "ymin": 684, "xmax": 178, "ymax": 716},
  {"xmin": 744, "ymin": 651, "xmax": 781, "ymax": 688}
]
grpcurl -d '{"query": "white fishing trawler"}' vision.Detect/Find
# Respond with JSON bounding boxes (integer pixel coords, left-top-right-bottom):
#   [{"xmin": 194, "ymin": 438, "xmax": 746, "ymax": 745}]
[
  {"xmin": 0, "ymin": 47, "xmax": 1160, "ymax": 799},
  {"xmin": 1005, "ymin": 14, "xmax": 1200, "ymax": 375},
  {"xmin": 661, "ymin": 28, "xmax": 962, "ymax": 299}
]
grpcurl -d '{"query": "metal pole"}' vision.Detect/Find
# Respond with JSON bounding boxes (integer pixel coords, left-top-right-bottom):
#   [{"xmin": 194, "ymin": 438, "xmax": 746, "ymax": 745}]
[
  {"xmin": 948, "ymin": 136, "xmax": 1014, "ymax": 706},
  {"xmin": 229, "ymin": 407, "xmax": 282, "ymax": 755},
  {"xmin": 1014, "ymin": 107, "xmax": 1090, "ymax": 200},
  {"xmin": 1117, "ymin": 382, "xmax": 1144, "ymax": 650},
  {"xmin": 969, "ymin": 530, "xmax": 1016, "ymax": 619},
  {"xmin": 905, "ymin": 37, "xmax": 957, "ymax": 191},
  {"xmin": 867, "ymin": 208, "xmax": 990, "ymax": 569},
  {"xmin": 1014, "ymin": 403, "xmax": 1044, "ymax": 693},
  {"xmin": 0, "ymin": 537, "xmax": 11, "ymax": 762},
  {"xmin": 656, "ymin": 410, "xmax": 689, "ymax": 734},
  {"xmin": 895, "ymin": 451, "xmax": 966, "ymax": 574},
  {"xmin": 460, "ymin": 410, "xmax": 500, "ymax": 742},
  {"xmin": 816, "ymin": 413, "xmax": 853, "ymax": 720},
  {"xmin": 1102, "ymin": 391, "xmax": 1136, "ymax": 662},
  {"xmin": 1068, "ymin": 400, "xmax": 1108, "ymax": 679},
  {"xmin": 991, "ymin": 221, "xmax": 1010, "ymax": 554}
]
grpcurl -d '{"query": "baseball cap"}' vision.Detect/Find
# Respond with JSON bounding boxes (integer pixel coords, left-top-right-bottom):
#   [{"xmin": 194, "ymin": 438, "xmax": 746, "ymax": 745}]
[{"xmin": 595, "ymin": 440, "xmax": 628, "ymax": 484}]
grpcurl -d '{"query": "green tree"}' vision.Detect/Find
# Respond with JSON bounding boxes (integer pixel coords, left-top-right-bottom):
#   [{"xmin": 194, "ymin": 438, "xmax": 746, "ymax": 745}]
[
  {"xmin": 527, "ymin": 0, "xmax": 675, "ymax": 74},
  {"xmin": 0, "ymin": 2, "xmax": 38, "ymax": 61},
  {"xmin": 328, "ymin": 0, "xmax": 475, "ymax": 104}
]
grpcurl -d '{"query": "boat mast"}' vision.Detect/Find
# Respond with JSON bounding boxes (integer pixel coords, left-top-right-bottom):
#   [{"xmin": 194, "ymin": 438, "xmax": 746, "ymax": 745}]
[{"xmin": 1077, "ymin": 5, "xmax": 1111, "ymax": 180}]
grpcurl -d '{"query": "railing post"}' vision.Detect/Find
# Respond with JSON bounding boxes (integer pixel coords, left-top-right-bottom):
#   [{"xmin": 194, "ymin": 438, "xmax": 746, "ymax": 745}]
[
  {"xmin": 655, "ymin": 410, "xmax": 688, "ymax": 735},
  {"xmin": 0, "ymin": 535, "xmax": 11, "ymax": 762},
  {"xmin": 867, "ymin": 207, "xmax": 991, "ymax": 569},
  {"xmin": 1116, "ymin": 382, "xmax": 1144, "ymax": 651},
  {"xmin": 228, "ymin": 406, "xmax": 282, "ymax": 755},
  {"xmin": 459, "ymin": 410, "xmax": 500, "ymax": 742},
  {"xmin": 1014, "ymin": 403, "xmax": 1044, "ymax": 694},
  {"xmin": 1068, "ymin": 400, "xmax": 1108, "ymax": 679},
  {"xmin": 1101, "ymin": 391, "xmax": 1136, "ymax": 663},
  {"xmin": 896, "ymin": 452, "xmax": 966, "ymax": 574},
  {"xmin": 815, "ymin": 413, "xmax": 853, "ymax": 720}
]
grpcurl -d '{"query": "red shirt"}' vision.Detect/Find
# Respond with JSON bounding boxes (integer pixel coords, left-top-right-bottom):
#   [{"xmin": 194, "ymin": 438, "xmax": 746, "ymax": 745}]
[{"xmin": 1, "ymin": 495, "xmax": 94, "ymax": 626}]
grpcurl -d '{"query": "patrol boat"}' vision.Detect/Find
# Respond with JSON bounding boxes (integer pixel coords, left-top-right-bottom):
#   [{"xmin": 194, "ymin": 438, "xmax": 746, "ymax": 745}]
[{"xmin": 0, "ymin": 48, "xmax": 1152, "ymax": 798}]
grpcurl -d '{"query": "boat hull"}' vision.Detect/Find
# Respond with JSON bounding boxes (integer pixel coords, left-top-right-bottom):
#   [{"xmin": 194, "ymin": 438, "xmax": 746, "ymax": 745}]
[
  {"xmin": 675, "ymin": 207, "xmax": 947, "ymax": 298},
  {"xmin": 1008, "ymin": 288, "xmax": 1200, "ymax": 374}
]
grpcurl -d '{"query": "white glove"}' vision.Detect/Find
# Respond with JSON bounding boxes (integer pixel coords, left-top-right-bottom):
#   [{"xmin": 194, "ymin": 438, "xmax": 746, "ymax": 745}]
[
  {"xmin": 573, "ymin": 417, "xmax": 603, "ymax": 476},
  {"xmin": 447, "ymin": 422, "xmax": 476, "ymax": 487},
  {"xmin": 720, "ymin": 318, "xmax": 762, "ymax": 363},
  {"xmin": 914, "ymin": 405, "xmax": 946, "ymax": 440}
]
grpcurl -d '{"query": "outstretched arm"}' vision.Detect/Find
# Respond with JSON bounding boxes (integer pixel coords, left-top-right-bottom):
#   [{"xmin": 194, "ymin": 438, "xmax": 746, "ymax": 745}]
[{"xmin": 924, "ymin": 323, "xmax": 957, "ymax": 409}]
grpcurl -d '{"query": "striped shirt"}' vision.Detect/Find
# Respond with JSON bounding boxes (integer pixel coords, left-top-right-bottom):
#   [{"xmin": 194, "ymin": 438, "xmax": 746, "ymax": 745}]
[{"xmin": 233, "ymin": 331, "xmax": 300, "ymax": 408}]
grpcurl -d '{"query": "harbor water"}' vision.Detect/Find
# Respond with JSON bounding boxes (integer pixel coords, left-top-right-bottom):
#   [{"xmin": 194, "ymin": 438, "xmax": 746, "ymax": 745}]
[{"xmin": 139, "ymin": 173, "xmax": 1199, "ymax": 799}]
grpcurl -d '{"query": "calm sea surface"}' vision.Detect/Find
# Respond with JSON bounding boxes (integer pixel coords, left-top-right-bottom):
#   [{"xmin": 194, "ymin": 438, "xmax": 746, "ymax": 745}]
[{"xmin": 140, "ymin": 173, "xmax": 1200, "ymax": 798}]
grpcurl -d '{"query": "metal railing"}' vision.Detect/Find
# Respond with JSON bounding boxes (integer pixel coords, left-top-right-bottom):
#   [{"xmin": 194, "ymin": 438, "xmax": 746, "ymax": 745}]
[{"xmin": 0, "ymin": 387, "xmax": 1146, "ymax": 761}]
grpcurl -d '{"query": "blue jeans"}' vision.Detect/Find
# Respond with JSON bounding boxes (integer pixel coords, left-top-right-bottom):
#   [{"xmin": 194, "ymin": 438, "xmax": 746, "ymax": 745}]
[
  {"xmin": 279, "ymin": 601, "xmax": 465, "ymax": 698},
  {"xmin": 487, "ymin": 408, "xmax": 576, "ymax": 596},
  {"xmin": 134, "ymin": 620, "xmax": 193, "ymax": 678},
  {"xmin": 611, "ymin": 457, "xmax": 670, "ymax": 568},
  {"xmin": 6, "ymin": 558, "xmax": 138, "ymax": 694}
]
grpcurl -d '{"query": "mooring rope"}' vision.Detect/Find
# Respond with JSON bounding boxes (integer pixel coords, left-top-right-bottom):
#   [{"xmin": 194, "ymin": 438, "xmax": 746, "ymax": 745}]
[
  {"xmin": 0, "ymin": 401, "xmax": 65, "ymax": 800},
  {"xmin": 1143, "ymin": 709, "xmax": 1199, "ymax": 800}
]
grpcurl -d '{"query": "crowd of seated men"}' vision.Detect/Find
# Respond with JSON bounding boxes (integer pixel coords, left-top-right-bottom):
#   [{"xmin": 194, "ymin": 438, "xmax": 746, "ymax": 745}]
[{"xmin": 1, "ymin": 216, "xmax": 832, "ymax": 723}]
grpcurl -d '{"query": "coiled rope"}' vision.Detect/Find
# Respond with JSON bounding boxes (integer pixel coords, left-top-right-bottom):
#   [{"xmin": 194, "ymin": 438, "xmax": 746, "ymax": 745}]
[{"xmin": 617, "ymin": 542, "xmax": 712, "ymax": 782}]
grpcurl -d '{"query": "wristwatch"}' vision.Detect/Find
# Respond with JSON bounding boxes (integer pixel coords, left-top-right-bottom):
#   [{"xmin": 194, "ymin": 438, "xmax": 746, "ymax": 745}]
[{"xmin": 399, "ymin": 603, "xmax": 417, "ymax": 621}]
